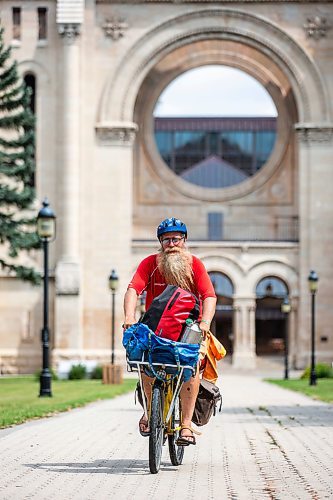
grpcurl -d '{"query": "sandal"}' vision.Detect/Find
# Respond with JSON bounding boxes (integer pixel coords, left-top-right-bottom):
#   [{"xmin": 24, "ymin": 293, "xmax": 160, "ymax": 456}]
[
  {"xmin": 176, "ymin": 425, "xmax": 201, "ymax": 446},
  {"xmin": 139, "ymin": 414, "xmax": 150, "ymax": 437}
]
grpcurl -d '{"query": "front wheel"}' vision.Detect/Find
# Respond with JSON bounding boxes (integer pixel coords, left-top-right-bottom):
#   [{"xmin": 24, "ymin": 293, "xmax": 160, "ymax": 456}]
[
  {"xmin": 149, "ymin": 383, "xmax": 164, "ymax": 474},
  {"xmin": 168, "ymin": 393, "xmax": 185, "ymax": 466}
]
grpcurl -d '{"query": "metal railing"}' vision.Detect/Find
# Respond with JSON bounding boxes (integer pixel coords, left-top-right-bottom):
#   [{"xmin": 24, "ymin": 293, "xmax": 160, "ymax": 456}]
[
  {"xmin": 133, "ymin": 218, "xmax": 299, "ymax": 243},
  {"xmin": 196, "ymin": 218, "xmax": 299, "ymax": 242}
]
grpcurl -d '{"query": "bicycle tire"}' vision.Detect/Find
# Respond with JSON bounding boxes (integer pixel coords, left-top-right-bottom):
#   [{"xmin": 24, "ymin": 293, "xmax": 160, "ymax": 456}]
[
  {"xmin": 149, "ymin": 383, "xmax": 164, "ymax": 474},
  {"xmin": 168, "ymin": 392, "xmax": 185, "ymax": 466}
]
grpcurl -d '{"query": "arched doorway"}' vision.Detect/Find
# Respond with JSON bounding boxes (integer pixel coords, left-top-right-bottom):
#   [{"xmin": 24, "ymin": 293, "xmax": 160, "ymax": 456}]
[
  {"xmin": 255, "ymin": 277, "xmax": 289, "ymax": 355},
  {"xmin": 209, "ymin": 271, "xmax": 234, "ymax": 354}
]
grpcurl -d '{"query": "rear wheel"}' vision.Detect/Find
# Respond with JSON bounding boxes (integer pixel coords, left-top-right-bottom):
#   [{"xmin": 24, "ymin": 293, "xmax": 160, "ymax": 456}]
[
  {"xmin": 168, "ymin": 392, "xmax": 185, "ymax": 466},
  {"xmin": 149, "ymin": 383, "xmax": 164, "ymax": 474}
]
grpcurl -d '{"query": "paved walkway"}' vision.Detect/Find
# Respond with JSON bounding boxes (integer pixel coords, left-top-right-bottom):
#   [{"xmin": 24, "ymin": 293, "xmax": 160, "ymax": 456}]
[{"xmin": 0, "ymin": 372, "xmax": 332, "ymax": 500}]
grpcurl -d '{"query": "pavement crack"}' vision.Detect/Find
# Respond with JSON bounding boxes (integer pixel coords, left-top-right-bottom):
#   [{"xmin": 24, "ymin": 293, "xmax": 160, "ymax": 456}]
[{"xmin": 265, "ymin": 430, "xmax": 320, "ymax": 500}]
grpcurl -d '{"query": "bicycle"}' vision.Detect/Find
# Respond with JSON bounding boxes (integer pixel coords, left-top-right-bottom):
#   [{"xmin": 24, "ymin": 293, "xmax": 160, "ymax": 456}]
[{"xmin": 127, "ymin": 359, "xmax": 196, "ymax": 474}]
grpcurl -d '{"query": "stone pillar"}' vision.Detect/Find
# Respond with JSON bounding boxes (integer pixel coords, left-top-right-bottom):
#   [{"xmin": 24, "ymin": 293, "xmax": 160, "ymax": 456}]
[
  {"xmin": 85, "ymin": 122, "xmax": 138, "ymax": 363},
  {"xmin": 295, "ymin": 124, "xmax": 333, "ymax": 367},
  {"xmin": 54, "ymin": 10, "xmax": 83, "ymax": 360},
  {"xmin": 232, "ymin": 297, "xmax": 257, "ymax": 369},
  {"xmin": 248, "ymin": 304, "xmax": 256, "ymax": 355},
  {"xmin": 57, "ymin": 24, "xmax": 81, "ymax": 266}
]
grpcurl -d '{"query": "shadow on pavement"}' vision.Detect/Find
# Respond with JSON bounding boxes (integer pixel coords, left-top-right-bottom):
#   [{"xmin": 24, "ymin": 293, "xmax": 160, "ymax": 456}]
[{"xmin": 24, "ymin": 459, "xmax": 178, "ymax": 475}]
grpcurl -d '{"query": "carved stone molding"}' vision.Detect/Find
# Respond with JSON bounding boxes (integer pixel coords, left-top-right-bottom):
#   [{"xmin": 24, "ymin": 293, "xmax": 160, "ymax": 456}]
[
  {"xmin": 295, "ymin": 124, "xmax": 333, "ymax": 143},
  {"xmin": 303, "ymin": 16, "xmax": 332, "ymax": 40},
  {"xmin": 58, "ymin": 23, "xmax": 81, "ymax": 41},
  {"xmin": 102, "ymin": 18, "xmax": 128, "ymax": 40},
  {"xmin": 96, "ymin": 122, "xmax": 138, "ymax": 146},
  {"xmin": 114, "ymin": 8, "xmax": 327, "ymax": 125}
]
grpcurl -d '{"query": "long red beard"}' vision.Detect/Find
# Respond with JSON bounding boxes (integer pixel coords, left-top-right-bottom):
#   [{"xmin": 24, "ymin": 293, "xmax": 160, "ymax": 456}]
[{"xmin": 157, "ymin": 246, "xmax": 194, "ymax": 293}]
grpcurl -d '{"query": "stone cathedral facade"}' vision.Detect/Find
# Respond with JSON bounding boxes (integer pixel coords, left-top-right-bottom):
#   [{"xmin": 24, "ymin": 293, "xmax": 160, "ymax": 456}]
[{"xmin": 0, "ymin": 0, "xmax": 332, "ymax": 373}]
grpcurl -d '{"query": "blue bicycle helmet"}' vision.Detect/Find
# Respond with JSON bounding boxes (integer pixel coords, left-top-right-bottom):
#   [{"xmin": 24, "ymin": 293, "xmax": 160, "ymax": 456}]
[{"xmin": 157, "ymin": 217, "xmax": 187, "ymax": 239}]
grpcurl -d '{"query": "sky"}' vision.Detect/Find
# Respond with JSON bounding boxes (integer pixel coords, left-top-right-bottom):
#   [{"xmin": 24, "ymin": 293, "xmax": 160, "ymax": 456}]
[{"xmin": 154, "ymin": 66, "xmax": 277, "ymax": 117}]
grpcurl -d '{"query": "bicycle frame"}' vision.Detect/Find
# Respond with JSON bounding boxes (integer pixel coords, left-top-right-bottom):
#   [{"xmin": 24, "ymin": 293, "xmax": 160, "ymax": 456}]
[{"xmin": 127, "ymin": 359, "xmax": 196, "ymax": 423}]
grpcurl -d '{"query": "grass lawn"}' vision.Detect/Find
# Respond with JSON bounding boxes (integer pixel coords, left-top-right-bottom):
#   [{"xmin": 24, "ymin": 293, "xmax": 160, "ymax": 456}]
[
  {"xmin": 266, "ymin": 378, "xmax": 333, "ymax": 404},
  {"xmin": 0, "ymin": 377, "xmax": 137, "ymax": 429}
]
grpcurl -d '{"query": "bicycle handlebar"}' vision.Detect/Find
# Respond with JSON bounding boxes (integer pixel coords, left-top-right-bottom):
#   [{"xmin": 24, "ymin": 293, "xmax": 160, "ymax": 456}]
[{"xmin": 126, "ymin": 359, "xmax": 196, "ymax": 376}]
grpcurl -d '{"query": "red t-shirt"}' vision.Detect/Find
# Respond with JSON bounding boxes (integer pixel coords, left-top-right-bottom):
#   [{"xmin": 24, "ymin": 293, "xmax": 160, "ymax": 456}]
[{"xmin": 128, "ymin": 254, "xmax": 216, "ymax": 309}]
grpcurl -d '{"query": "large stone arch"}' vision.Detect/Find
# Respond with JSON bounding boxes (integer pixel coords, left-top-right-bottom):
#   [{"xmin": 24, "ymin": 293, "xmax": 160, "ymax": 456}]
[
  {"xmin": 135, "ymin": 37, "xmax": 295, "ymax": 202},
  {"xmin": 247, "ymin": 259, "xmax": 298, "ymax": 298},
  {"xmin": 98, "ymin": 8, "xmax": 329, "ymax": 125},
  {"xmin": 197, "ymin": 253, "xmax": 246, "ymax": 297}
]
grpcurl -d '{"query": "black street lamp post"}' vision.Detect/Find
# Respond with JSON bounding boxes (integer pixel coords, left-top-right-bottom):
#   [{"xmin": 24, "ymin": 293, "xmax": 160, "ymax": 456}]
[
  {"xmin": 37, "ymin": 198, "xmax": 56, "ymax": 397},
  {"xmin": 281, "ymin": 296, "xmax": 291, "ymax": 380},
  {"xmin": 308, "ymin": 270, "xmax": 319, "ymax": 386},
  {"xmin": 108, "ymin": 269, "xmax": 119, "ymax": 365}
]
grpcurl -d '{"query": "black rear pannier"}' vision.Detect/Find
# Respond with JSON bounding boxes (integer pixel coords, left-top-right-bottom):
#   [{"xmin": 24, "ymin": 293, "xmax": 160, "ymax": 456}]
[{"xmin": 192, "ymin": 379, "xmax": 222, "ymax": 427}]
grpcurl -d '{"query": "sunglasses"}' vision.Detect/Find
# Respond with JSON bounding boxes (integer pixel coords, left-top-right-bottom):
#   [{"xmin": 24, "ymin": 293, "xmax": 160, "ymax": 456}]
[{"xmin": 161, "ymin": 236, "xmax": 185, "ymax": 246}]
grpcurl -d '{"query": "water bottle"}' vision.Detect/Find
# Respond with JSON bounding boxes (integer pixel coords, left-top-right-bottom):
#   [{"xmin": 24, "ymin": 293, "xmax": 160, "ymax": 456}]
[{"xmin": 179, "ymin": 319, "xmax": 203, "ymax": 344}]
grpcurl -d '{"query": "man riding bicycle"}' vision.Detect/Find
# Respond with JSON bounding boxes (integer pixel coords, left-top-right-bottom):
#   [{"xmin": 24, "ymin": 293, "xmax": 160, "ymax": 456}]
[{"xmin": 123, "ymin": 217, "xmax": 217, "ymax": 445}]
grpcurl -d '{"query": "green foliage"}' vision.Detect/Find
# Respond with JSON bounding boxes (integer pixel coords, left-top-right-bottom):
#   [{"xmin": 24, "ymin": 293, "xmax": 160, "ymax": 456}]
[
  {"xmin": 300, "ymin": 363, "xmax": 333, "ymax": 380},
  {"xmin": 90, "ymin": 365, "xmax": 103, "ymax": 380},
  {"xmin": 68, "ymin": 364, "xmax": 87, "ymax": 380},
  {"xmin": 0, "ymin": 25, "xmax": 41, "ymax": 284},
  {"xmin": 0, "ymin": 377, "xmax": 137, "ymax": 428},
  {"xmin": 266, "ymin": 378, "xmax": 333, "ymax": 404},
  {"xmin": 34, "ymin": 368, "xmax": 59, "ymax": 381}
]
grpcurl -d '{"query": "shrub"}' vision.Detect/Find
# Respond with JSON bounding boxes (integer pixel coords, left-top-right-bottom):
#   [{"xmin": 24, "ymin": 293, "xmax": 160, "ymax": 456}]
[
  {"xmin": 90, "ymin": 365, "xmax": 103, "ymax": 380},
  {"xmin": 68, "ymin": 364, "xmax": 87, "ymax": 380},
  {"xmin": 300, "ymin": 363, "xmax": 333, "ymax": 380},
  {"xmin": 34, "ymin": 368, "xmax": 58, "ymax": 381}
]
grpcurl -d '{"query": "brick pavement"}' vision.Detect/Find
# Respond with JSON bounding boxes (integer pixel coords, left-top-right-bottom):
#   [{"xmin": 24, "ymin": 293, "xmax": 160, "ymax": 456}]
[{"xmin": 0, "ymin": 372, "xmax": 332, "ymax": 500}]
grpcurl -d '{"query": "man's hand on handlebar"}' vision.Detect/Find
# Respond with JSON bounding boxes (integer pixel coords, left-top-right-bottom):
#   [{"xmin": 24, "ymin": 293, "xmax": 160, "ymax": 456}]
[
  {"xmin": 199, "ymin": 320, "xmax": 210, "ymax": 338},
  {"xmin": 122, "ymin": 318, "xmax": 136, "ymax": 331}
]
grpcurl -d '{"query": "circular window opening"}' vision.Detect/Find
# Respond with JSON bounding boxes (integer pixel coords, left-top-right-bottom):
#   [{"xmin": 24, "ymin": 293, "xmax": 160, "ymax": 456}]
[{"xmin": 153, "ymin": 66, "xmax": 277, "ymax": 189}]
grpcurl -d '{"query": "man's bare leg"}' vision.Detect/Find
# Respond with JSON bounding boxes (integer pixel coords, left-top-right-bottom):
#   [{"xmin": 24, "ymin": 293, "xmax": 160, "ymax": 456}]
[
  {"xmin": 139, "ymin": 372, "xmax": 154, "ymax": 433},
  {"xmin": 179, "ymin": 368, "xmax": 200, "ymax": 442},
  {"xmin": 140, "ymin": 369, "xmax": 199, "ymax": 439}
]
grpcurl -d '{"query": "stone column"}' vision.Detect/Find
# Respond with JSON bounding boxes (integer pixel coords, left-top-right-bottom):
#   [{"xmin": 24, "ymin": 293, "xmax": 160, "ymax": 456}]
[
  {"xmin": 232, "ymin": 297, "xmax": 257, "ymax": 369},
  {"xmin": 57, "ymin": 24, "xmax": 81, "ymax": 267},
  {"xmin": 85, "ymin": 122, "xmax": 138, "ymax": 364},
  {"xmin": 295, "ymin": 124, "xmax": 333, "ymax": 367},
  {"xmin": 248, "ymin": 304, "xmax": 256, "ymax": 355},
  {"xmin": 53, "ymin": 20, "xmax": 82, "ymax": 360}
]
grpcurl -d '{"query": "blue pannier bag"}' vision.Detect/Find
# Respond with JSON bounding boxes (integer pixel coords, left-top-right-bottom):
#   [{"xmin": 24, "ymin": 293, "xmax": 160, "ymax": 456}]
[
  {"xmin": 122, "ymin": 323, "xmax": 150, "ymax": 361},
  {"xmin": 147, "ymin": 331, "xmax": 200, "ymax": 382}
]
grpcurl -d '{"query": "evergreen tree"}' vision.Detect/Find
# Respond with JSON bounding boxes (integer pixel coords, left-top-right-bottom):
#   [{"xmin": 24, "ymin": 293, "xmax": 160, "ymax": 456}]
[{"xmin": 0, "ymin": 26, "xmax": 40, "ymax": 284}]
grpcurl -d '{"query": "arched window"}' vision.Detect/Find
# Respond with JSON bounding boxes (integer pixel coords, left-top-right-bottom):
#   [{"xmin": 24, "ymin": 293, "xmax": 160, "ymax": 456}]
[
  {"xmin": 23, "ymin": 73, "xmax": 36, "ymax": 187},
  {"xmin": 256, "ymin": 276, "xmax": 288, "ymax": 299},
  {"xmin": 24, "ymin": 73, "xmax": 36, "ymax": 114},
  {"xmin": 209, "ymin": 272, "xmax": 234, "ymax": 298},
  {"xmin": 154, "ymin": 65, "xmax": 277, "ymax": 189}
]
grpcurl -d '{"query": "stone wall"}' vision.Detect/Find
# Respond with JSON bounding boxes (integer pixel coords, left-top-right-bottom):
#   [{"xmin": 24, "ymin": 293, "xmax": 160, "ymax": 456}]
[{"xmin": 0, "ymin": 1, "xmax": 332, "ymax": 371}]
